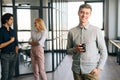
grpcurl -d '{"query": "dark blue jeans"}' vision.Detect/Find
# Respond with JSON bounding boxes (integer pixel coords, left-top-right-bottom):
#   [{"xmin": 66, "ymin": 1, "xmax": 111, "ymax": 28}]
[{"xmin": 0, "ymin": 53, "xmax": 17, "ymax": 80}]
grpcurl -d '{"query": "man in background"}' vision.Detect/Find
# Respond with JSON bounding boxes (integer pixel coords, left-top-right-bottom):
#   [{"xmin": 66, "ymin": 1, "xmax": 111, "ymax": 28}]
[{"xmin": 0, "ymin": 13, "xmax": 18, "ymax": 80}]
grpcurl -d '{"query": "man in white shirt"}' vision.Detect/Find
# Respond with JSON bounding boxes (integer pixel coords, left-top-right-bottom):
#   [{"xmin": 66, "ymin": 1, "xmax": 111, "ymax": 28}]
[{"xmin": 67, "ymin": 4, "xmax": 108, "ymax": 80}]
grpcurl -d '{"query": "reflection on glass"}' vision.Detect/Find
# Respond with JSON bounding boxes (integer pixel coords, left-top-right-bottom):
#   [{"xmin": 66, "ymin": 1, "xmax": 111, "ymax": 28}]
[
  {"xmin": 44, "ymin": 41, "xmax": 52, "ymax": 50},
  {"xmin": 19, "ymin": 49, "xmax": 32, "ymax": 74},
  {"xmin": 15, "ymin": 0, "xmax": 40, "ymax": 6},
  {"xmin": 54, "ymin": 39, "xmax": 57, "ymax": 50},
  {"xmin": 2, "ymin": 7, "xmax": 13, "ymax": 28},
  {"xmin": 2, "ymin": 0, "xmax": 13, "ymax": 6},
  {"xmin": 2, "ymin": 7, "xmax": 13, "ymax": 14},
  {"xmin": 18, "ymin": 32, "xmax": 31, "ymax": 42},
  {"xmin": 53, "ymin": 9, "xmax": 56, "ymax": 30},
  {"xmin": 43, "ymin": 9, "xmax": 48, "ymax": 30},
  {"xmin": 68, "ymin": 2, "xmax": 84, "ymax": 30},
  {"xmin": 88, "ymin": 2, "xmax": 103, "ymax": 29},
  {"xmin": 17, "ymin": 9, "xmax": 31, "ymax": 30}
]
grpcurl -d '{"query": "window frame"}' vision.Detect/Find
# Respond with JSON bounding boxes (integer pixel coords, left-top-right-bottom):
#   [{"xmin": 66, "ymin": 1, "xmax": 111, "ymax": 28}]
[{"xmin": 85, "ymin": 1, "xmax": 104, "ymax": 30}]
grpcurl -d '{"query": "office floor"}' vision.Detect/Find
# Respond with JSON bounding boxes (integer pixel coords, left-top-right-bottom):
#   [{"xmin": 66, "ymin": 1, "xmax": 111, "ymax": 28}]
[{"xmin": 14, "ymin": 54, "xmax": 120, "ymax": 80}]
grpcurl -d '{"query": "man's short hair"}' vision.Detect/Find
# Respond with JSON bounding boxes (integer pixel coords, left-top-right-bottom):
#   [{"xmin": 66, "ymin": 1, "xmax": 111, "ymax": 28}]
[
  {"xmin": 79, "ymin": 4, "xmax": 92, "ymax": 12},
  {"xmin": 1, "ymin": 13, "xmax": 13, "ymax": 25}
]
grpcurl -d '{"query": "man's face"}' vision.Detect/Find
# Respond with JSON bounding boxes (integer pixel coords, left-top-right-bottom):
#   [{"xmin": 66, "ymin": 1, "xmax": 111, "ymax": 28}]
[
  {"xmin": 6, "ymin": 16, "xmax": 13, "ymax": 27},
  {"xmin": 78, "ymin": 8, "xmax": 91, "ymax": 24}
]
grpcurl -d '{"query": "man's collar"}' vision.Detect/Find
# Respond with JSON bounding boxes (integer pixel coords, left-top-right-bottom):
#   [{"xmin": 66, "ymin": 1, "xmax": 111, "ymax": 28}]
[
  {"xmin": 2, "ymin": 25, "xmax": 11, "ymax": 30},
  {"xmin": 78, "ymin": 22, "xmax": 90, "ymax": 30}
]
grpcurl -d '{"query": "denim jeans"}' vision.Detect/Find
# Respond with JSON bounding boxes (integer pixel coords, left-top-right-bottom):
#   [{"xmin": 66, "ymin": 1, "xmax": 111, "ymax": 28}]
[{"xmin": 0, "ymin": 53, "xmax": 17, "ymax": 80}]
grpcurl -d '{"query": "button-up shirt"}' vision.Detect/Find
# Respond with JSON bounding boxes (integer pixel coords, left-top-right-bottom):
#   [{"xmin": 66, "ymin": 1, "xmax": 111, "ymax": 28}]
[
  {"xmin": 31, "ymin": 30, "xmax": 47, "ymax": 47},
  {"xmin": 0, "ymin": 26, "xmax": 18, "ymax": 53},
  {"xmin": 67, "ymin": 23, "xmax": 108, "ymax": 74}
]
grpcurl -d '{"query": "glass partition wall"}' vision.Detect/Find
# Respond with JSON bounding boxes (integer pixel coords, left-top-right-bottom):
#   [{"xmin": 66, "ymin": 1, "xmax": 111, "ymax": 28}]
[{"xmin": 1, "ymin": 0, "xmax": 68, "ymax": 77}]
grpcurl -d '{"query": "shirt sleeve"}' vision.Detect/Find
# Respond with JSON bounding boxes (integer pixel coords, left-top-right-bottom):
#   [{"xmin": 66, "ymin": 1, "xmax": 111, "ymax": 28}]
[
  {"xmin": 66, "ymin": 30, "xmax": 76, "ymax": 54},
  {"xmin": 0, "ymin": 30, "xmax": 2, "ymax": 44},
  {"xmin": 12, "ymin": 30, "xmax": 18, "ymax": 46},
  {"xmin": 96, "ymin": 29, "xmax": 108, "ymax": 70},
  {"xmin": 38, "ymin": 30, "xmax": 47, "ymax": 47},
  {"xmin": 29, "ymin": 31, "xmax": 34, "ymax": 41}
]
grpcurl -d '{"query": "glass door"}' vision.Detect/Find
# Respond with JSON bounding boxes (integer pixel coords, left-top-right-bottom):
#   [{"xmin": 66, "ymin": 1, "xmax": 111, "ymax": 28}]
[{"xmin": 16, "ymin": 8, "xmax": 39, "ymax": 75}]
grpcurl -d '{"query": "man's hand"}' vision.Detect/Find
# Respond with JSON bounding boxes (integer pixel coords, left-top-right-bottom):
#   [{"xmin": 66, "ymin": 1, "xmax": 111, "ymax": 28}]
[
  {"xmin": 15, "ymin": 46, "xmax": 19, "ymax": 54},
  {"xmin": 75, "ymin": 44, "xmax": 85, "ymax": 53},
  {"xmin": 90, "ymin": 68, "xmax": 101, "ymax": 75},
  {"xmin": 0, "ymin": 37, "xmax": 15, "ymax": 48},
  {"xmin": 10, "ymin": 37, "xmax": 15, "ymax": 43}
]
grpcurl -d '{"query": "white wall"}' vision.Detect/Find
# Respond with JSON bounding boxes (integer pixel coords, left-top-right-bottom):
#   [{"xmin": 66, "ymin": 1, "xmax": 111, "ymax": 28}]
[
  {"xmin": 104, "ymin": 0, "xmax": 120, "ymax": 53},
  {"xmin": 117, "ymin": 0, "xmax": 120, "ymax": 37}
]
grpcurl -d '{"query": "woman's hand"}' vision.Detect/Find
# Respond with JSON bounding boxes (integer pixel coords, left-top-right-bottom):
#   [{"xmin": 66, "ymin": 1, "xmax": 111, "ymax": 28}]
[{"xmin": 29, "ymin": 41, "xmax": 39, "ymax": 46}]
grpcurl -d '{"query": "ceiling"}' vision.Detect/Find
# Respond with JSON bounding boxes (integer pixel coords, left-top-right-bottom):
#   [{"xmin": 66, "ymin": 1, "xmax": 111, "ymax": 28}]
[{"xmin": 2, "ymin": 0, "xmax": 103, "ymax": 4}]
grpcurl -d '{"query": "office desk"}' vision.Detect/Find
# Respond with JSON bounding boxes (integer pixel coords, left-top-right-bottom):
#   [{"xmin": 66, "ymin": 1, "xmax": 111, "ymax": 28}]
[
  {"xmin": 110, "ymin": 40, "xmax": 120, "ymax": 64},
  {"xmin": 18, "ymin": 43, "xmax": 31, "ymax": 67}
]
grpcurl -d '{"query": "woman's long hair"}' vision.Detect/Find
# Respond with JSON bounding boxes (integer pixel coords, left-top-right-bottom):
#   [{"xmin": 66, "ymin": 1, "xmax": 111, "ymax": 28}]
[{"xmin": 35, "ymin": 18, "xmax": 46, "ymax": 31}]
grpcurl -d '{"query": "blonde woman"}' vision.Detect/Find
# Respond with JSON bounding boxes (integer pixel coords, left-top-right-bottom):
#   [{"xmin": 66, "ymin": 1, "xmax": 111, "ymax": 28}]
[{"xmin": 29, "ymin": 18, "xmax": 47, "ymax": 80}]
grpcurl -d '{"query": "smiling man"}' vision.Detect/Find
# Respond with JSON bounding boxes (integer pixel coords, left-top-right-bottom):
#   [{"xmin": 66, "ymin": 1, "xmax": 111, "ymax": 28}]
[{"xmin": 67, "ymin": 4, "xmax": 108, "ymax": 80}]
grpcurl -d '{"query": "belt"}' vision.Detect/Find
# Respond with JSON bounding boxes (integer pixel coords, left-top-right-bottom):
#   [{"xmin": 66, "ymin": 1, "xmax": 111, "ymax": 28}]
[{"xmin": 2, "ymin": 52, "xmax": 15, "ymax": 55}]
